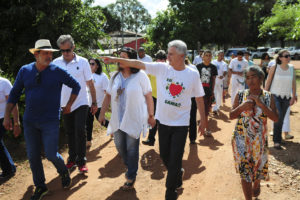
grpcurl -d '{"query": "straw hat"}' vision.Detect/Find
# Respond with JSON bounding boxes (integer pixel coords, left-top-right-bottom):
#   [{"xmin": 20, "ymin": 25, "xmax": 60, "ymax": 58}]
[{"xmin": 29, "ymin": 39, "xmax": 58, "ymax": 54}]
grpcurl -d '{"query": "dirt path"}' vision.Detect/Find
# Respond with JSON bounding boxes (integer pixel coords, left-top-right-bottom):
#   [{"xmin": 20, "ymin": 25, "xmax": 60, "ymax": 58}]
[{"xmin": 1, "ymin": 93, "xmax": 300, "ymax": 200}]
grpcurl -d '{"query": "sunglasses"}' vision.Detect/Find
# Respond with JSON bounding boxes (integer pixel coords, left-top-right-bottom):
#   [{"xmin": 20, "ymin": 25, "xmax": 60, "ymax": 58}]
[
  {"xmin": 36, "ymin": 72, "xmax": 41, "ymax": 84},
  {"xmin": 89, "ymin": 62, "xmax": 95, "ymax": 66},
  {"xmin": 60, "ymin": 48, "xmax": 72, "ymax": 53},
  {"xmin": 280, "ymin": 55, "xmax": 290, "ymax": 58}
]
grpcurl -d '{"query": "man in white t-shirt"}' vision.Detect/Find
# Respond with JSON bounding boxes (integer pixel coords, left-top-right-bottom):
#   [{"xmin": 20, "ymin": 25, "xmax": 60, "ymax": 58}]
[
  {"xmin": 192, "ymin": 50, "xmax": 203, "ymax": 65},
  {"xmin": 137, "ymin": 47, "xmax": 153, "ymax": 62},
  {"xmin": 101, "ymin": 40, "xmax": 206, "ymax": 200},
  {"xmin": 0, "ymin": 77, "xmax": 20, "ymax": 179},
  {"xmin": 228, "ymin": 51, "xmax": 248, "ymax": 105},
  {"xmin": 53, "ymin": 35, "xmax": 97, "ymax": 174},
  {"xmin": 211, "ymin": 51, "xmax": 228, "ymax": 113}
]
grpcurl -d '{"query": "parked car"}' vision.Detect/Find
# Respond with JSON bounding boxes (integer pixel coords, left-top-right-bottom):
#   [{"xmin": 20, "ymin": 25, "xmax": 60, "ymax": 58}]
[
  {"xmin": 267, "ymin": 47, "xmax": 281, "ymax": 58},
  {"xmin": 251, "ymin": 47, "xmax": 269, "ymax": 59},
  {"xmin": 224, "ymin": 47, "xmax": 254, "ymax": 61},
  {"xmin": 287, "ymin": 46, "xmax": 300, "ymax": 60}
]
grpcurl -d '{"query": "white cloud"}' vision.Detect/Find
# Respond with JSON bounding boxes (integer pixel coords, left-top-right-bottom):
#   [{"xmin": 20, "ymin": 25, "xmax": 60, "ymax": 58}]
[{"xmin": 93, "ymin": 0, "xmax": 169, "ymax": 18}]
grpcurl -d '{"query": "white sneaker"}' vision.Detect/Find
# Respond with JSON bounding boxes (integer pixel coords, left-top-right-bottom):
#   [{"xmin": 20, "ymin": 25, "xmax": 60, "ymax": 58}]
[{"xmin": 269, "ymin": 131, "xmax": 273, "ymax": 136}]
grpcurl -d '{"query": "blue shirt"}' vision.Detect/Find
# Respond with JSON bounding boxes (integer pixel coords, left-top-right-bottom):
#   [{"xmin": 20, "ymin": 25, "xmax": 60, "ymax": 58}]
[{"xmin": 8, "ymin": 62, "xmax": 81, "ymax": 122}]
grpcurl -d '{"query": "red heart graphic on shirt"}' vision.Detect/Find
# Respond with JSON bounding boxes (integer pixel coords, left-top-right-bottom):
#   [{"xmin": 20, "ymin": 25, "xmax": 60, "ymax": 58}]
[{"xmin": 169, "ymin": 83, "xmax": 183, "ymax": 96}]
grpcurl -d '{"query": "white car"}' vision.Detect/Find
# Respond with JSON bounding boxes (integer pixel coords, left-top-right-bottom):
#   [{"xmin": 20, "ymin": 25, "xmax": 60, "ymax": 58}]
[
  {"xmin": 288, "ymin": 46, "xmax": 300, "ymax": 60},
  {"xmin": 267, "ymin": 47, "xmax": 281, "ymax": 58},
  {"xmin": 251, "ymin": 47, "xmax": 269, "ymax": 59}
]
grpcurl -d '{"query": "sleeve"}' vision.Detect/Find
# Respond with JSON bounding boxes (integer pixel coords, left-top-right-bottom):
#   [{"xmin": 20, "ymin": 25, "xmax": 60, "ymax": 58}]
[
  {"xmin": 139, "ymin": 71, "xmax": 152, "ymax": 95},
  {"xmin": 192, "ymin": 57, "xmax": 197, "ymax": 65},
  {"xmin": 8, "ymin": 68, "xmax": 25, "ymax": 104},
  {"xmin": 101, "ymin": 74, "xmax": 109, "ymax": 91},
  {"xmin": 228, "ymin": 59, "xmax": 233, "ymax": 69},
  {"xmin": 60, "ymin": 68, "xmax": 81, "ymax": 95},
  {"xmin": 83, "ymin": 59, "xmax": 93, "ymax": 81},
  {"xmin": 144, "ymin": 62, "xmax": 167, "ymax": 78},
  {"xmin": 3, "ymin": 79, "xmax": 12, "ymax": 96},
  {"xmin": 192, "ymin": 72, "xmax": 205, "ymax": 98},
  {"xmin": 223, "ymin": 63, "xmax": 228, "ymax": 71}
]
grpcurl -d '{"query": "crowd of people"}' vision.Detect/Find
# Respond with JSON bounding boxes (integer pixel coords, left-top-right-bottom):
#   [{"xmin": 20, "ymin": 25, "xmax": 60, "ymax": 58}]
[{"xmin": 0, "ymin": 36, "xmax": 297, "ymax": 200}]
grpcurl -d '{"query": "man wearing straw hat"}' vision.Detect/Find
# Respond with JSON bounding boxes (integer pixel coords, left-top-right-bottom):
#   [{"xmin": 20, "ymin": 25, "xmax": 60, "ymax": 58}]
[{"xmin": 3, "ymin": 39, "xmax": 81, "ymax": 200}]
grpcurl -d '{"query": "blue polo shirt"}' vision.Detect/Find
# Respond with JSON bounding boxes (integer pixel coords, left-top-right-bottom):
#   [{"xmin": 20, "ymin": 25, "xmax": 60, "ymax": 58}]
[{"xmin": 8, "ymin": 62, "xmax": 81, "ymax": 122}]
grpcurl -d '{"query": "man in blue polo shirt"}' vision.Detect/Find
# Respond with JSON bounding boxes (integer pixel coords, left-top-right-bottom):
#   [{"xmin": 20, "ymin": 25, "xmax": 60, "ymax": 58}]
[{"xmin": 3, "ymin": 39, "xmax": 81, "ymax": 200}]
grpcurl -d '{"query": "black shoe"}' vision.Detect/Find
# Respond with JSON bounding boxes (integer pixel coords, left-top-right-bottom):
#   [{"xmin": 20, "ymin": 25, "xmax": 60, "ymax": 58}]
[
  {"xmin": 0, "ymin": 171, "xmax": 15, "ymax": 179},
  {"xmin": 30, "ymin": 186, "xmax": 48, "ymax": 200},
  {"xmin": 61, "ymin": 170, "xmax": 72, "ymax": 189},
  {"xmin": 176, "ymin": 168, "xmax": 185, "ymax": 190},
  {"xmin": 142, "ymin": 139, "xmax": 154, "ymax": 146}
]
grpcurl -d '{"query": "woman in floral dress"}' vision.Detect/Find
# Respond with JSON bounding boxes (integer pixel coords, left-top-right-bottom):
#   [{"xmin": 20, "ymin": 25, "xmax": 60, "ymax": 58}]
[{"xmin": 230, "ymin": 65, "xmax": 278, "ymax": 200}]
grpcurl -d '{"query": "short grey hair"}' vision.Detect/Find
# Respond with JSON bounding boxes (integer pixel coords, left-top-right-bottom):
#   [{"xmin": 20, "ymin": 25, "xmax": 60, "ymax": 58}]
[
  {"xmin": 57, "ymin": 34, "xmax": 75, "ymax": 48},
  {"xmin": 168, "ymin": 40, "xmax": 187, "ymax": 56},
  {"xmin": 244, "ymin": 65, "xmax": 265, "ymax": 80}
]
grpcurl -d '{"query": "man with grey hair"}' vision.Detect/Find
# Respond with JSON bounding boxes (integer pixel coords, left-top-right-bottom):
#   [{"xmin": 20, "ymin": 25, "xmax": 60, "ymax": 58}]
[
  {"xmin": 101, "ymin": 39, "xmax": 206, "ymax": 200},
  {"xmin": 53, "ymin": 34, "xmax": 97, "ymax": 174}
]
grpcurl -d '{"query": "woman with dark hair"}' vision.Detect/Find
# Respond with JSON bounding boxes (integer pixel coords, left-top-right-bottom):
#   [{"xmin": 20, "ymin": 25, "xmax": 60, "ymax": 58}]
[
  {"xmin": 259, "ymin": 53, "xmax": 270, "ymax": 86},
  {"xmin": 230, "ymin": 65, "xmax": 278, "ymax": 200},
  {"xmin": 98, "ymin": 47, "xmax": 155, "ymax": 190},
  {"xmin": 265, "ymin": 49, "xmax": 297, "ymax": 149},
  {"xmin": 85, "ymin": 58, "xmax": 109, "ymax": 147}
]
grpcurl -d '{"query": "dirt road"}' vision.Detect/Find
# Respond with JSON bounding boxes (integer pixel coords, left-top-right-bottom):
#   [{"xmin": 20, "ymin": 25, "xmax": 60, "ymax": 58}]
[{"xmin": 1, "ymin": 93, "xmax": 300, "ymax": 200}]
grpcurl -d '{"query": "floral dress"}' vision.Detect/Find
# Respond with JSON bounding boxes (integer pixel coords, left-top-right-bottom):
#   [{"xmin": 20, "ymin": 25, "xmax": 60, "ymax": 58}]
[{"xmin": 232, "ymin": 89, "xmax": 271, "ymax": 183}]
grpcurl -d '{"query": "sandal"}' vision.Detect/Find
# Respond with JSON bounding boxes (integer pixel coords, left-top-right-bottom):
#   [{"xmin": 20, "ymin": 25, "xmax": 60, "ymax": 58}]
[
  {"xmin": 204, "ymin": 130, "xmax": 212, "ymax": 137},
  {"xmin": 122, "ymin": 178, "xmax": 136, "ymax": 190},
  {"xmin": 284, "ymin": 134, "xmax": 294, "ymax": 140}
]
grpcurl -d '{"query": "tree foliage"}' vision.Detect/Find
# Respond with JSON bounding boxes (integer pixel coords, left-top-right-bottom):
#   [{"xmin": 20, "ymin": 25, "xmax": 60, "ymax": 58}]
[
  {"xmin": 107, "ymin": 0, "xmax": 151, "ymax": 33},
  {"xmin": 0, "ymin": 0, "xmax": 107, "ymax": 76},
  {"xmin": 259, "ymin": 0, "xmax": 300, "ymax": 45},
  {"xmin": 146, "ymin": 0, "xmax": 275, "ymax": 51}
]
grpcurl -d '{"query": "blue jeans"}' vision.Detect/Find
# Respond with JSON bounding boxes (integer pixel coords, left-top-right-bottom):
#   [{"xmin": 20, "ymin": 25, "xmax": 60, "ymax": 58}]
[
  {"xmin": 114, "ymin": 129, "xmax": 140, "ymax": 180},
  {"xmin": 273, "ymin": 95, "xmax": 290, "ymax": 144},
  {"xmin": 23, "ymin": 120, "xmax": 67, "ymax": 188},
  {"xmin": 0, "ymin": 118, "xmax": 16, "ymax": 174}
]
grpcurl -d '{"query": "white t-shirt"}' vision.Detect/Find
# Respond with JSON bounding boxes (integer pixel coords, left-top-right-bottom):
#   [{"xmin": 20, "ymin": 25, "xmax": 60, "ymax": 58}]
[
  {"xmin": 88, "ymin": 73, "xmax": 109, "ymax": 107},
  {"xmin": 211, "ymin": 60, "xmax": 228, "ymax": 78},
  {"xmin": 193, "ymin": 55, "xmax": 202, "ymax": 65},
  {"xmin": 0, "ymin": 77, "xmax": 12, "ymax": 118},
  {"xmin": 229, "ymin": 58, "xmax": 248, "ymax": 81},
  {"xmin": 188, "ymin": 64, "xmax": 198, "ymax": 71},
  {"xmin": 106, "ymin": 70, "xmax": 152, "ymax": 139},
  {"xmin": 53, "ymin": 54, "xmax": 92, "ymax": 112},
  {"xmin": 138, "ymin": 54, "xmax": 153, "ymax": 62},
  {"xmin": 268, "ymin": 60, "xmax": 276, "ymax": 68},
  {"xmin": 145, "ymin": 62, "xmax": 205, "ymax": 126}
]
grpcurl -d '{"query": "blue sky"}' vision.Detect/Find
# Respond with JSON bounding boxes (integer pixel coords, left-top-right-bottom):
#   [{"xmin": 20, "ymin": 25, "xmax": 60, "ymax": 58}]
[{"xmin": 93, "ymin": 0, "xmax": 169, "ymax": 18}]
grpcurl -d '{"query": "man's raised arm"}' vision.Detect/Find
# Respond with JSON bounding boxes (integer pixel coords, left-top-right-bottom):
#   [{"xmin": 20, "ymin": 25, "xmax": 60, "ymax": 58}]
[{"xmin": 100, "ymin": 56, "xmax": 146, "ymax": 70}]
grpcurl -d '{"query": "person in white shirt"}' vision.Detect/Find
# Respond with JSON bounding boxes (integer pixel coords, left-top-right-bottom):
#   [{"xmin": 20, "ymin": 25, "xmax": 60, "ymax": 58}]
[
  {"xmin": 137, "ymin": 47, "xmax": 153, "ymax": 62},
  {"xmin": 101, "ymin": 40, "xmax": 206, "ymax": 200},
  {"xmin": 85, "ymin": 58, "xmax": 109, "ymax": 147},
  {"xmin": 211, "ymin": 51, "xmax": 228, "ymax": 113},
  {"xmin": 0, "ymin": 77, "xmax": 20, "ymax": 179},
  {"xmin": 229, "ymin": 51, "xmax": 248, "ymax": 105},
  {"xmin": 98, "ymin": 47, "xmax": 155, "ymax": 190},
  {"xmin": 53, "ymin": 34, "xmax": 97, "ymax": 174},
  {"xmin": 192, "ymin": 50, "xmax": 203, "ymax": 65}
]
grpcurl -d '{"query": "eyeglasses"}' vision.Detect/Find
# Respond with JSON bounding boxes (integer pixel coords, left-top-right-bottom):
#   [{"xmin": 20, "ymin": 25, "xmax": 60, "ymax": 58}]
[
  {"xmin": 36, "ymin": 72, "xmax": 41, "ymax": 84},
  {"xmin": 89, "ymin": 62, "xmax": 95, "ymax": 66},
  {"xmin": 280, "ymin": 55, "xmax": 290, "ymax": 58},
  {"xmin": 60, "ymin": 48, "xmax": 72, "ymax": 53}
]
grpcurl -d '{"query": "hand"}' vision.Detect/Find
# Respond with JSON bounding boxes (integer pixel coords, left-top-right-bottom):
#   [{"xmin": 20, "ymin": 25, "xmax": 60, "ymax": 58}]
[
  {"xmin": 198, "ymin": 119, "xmax": 206, "ymax": 136},
  {"xmin": 62, "ymin": 104, "xmax": 71, "ymax": 115},
  {"xmin": 3, "ymin": 117, "xmax": 12, "ymax": 131},
  {"xmin": 290, "ymin": 96, "xmax": 297, "ymax": 106},
  {"xmin": 100, "ymin": 56, "xmax": 115, "ymax": 64},
  {"xmin": 13, "ymin": 125, "xmax": 21, "ymax": 138},
  {"xmin": 148, "ymin": 115, "xmax": 156, "ymax": 128},
  {"xmin": 241, "ymin": 100, "xmax": 255, "ymax": 111},
  {"xmin": 219, "ymin": 76, "xmax": 224, "ymax": 79},
  {"xmin": 98, "ymin": 115, "xmax": 106, "ymax": 126},
  {"xmin": 91, "ymin": 104, "xmax": 98, "ymax": 115},
  {"xmin": 248, "ymin": 95, "xmax": 264, "ymax": 107}
]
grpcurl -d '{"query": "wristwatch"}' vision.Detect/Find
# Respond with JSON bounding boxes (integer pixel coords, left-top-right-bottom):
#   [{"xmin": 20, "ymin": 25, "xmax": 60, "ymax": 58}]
[{"xmin": 92, "ymin": 102, "xmax": 97, "ymax": 106}]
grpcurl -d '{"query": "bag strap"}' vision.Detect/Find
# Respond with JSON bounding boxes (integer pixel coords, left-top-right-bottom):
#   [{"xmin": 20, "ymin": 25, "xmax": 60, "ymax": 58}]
[{"xmin": 265, "ymin": 64, "xmax": 277, "ymax": 91}]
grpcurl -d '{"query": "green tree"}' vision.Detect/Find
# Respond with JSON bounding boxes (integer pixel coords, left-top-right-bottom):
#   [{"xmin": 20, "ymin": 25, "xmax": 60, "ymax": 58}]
[
  {"xmin": 0, "ymin": 0, "xmax": 107, "ymax": 76},
  {"xmin": 259, "ymin": 0, "xmax": 299, "ymax": 47}
]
